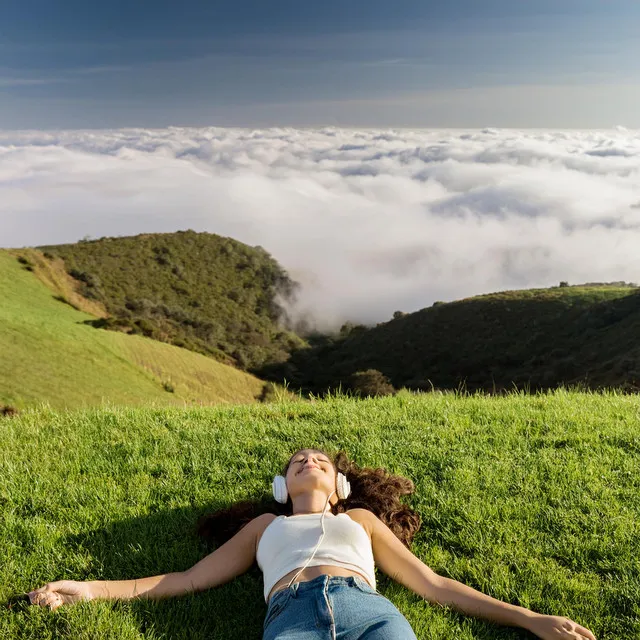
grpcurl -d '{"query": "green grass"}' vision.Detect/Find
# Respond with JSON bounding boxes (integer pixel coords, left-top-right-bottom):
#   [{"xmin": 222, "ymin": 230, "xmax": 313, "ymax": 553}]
[
  {"xmin": 1, "ymin": 390, "xmax": 639, "ymax": 639},
  {"xmin": 0, "ymin": 250, "xmax": 265, "ymax": 409}
]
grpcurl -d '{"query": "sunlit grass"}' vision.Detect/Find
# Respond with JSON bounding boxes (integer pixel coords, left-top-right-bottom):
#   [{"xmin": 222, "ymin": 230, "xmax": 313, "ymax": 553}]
[
  {"xmin": 1, "ymin": 389, "xmax": 638, "ymax": 639},
  {"xmin": 0, "ymin": 250, "xmax": 264, "ymax": 409}
]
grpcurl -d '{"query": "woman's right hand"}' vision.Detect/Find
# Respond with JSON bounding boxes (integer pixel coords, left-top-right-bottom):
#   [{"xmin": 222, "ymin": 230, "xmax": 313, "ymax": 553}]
[{"xmin": 28, "ymin": 580, "xmax": 94, "ymax": 610}]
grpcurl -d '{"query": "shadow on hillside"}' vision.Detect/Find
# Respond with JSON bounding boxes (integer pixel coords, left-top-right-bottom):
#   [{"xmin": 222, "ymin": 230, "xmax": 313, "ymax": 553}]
[{"xmin": 258, "ymin": 289, "xmax": 640, "ymax": 397}]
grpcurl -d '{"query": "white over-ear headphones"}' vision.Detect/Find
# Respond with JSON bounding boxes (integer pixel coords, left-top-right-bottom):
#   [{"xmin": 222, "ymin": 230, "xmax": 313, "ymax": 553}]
[{"xmin": 272, "ymin": 471, "xmax": 351, "ymax": 504}]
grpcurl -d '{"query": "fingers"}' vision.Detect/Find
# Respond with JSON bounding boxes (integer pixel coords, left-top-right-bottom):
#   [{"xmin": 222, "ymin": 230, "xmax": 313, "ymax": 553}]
[
  {"xmin": 29, "ymin": 590, "xmax": 63, "ymax": 609},
  {"xmin": 564, "ymin": 618, "xmax": 597, "ymax": 640},
  {"xmin": 28, "ymin": 582, "xmax": 70, "ymax": 609},
  {"xmin": 575, "ymin": 624, "xmax": 597, "ymax": 640},
  {"xmin": 28, "ymin": 581, "xmax": 67, "ymax": 601},
  {"xmin": 28, "ymin": 585, "xmax": 48, "ymax": 604},
  {"xmin": 29, "ymin": 583, "xmax": 53, "ymax": 596},
  {"xmin": 28, "ymin": 588, "xmax": 44, "ymax": 604},
  {"xmin": 562, "ymin": 619, "xmax": 596, "ymax": 640}
]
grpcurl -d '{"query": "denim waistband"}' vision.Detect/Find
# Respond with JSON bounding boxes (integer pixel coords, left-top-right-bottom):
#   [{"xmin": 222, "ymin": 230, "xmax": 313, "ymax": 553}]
[{"xmin": 270, "ymin": 575, "xmax": 366, "ymax": 605}]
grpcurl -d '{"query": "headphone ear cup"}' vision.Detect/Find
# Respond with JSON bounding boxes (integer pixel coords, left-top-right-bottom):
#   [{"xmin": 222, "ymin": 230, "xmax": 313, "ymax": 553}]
[
  {"xmin": 272, "ymin": 475, "xmax": 288, "ymax": 504},
  {"xmin": 336, "ymin": 472, "xmax": 351, "ymax": 500}
]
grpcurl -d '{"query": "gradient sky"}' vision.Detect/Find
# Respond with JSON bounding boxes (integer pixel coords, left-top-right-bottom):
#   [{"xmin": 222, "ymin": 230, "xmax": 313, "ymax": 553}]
[{"xmin": 1, "ymin": 0, "xmax": 640, "ymax": 129}]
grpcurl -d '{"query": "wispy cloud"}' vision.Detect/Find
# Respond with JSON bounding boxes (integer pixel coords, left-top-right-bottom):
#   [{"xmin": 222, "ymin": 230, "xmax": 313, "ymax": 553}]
[
  {"xmin": 0, "ymin": 76, "xmax": 72, "ymax": 88},
  {"xmin": 66, "ymin": 65, "xmax": 133, "ymax": 75},
  {"xmin": 0, "ymin": 64, "xmax": 132, "ymax": 90}
]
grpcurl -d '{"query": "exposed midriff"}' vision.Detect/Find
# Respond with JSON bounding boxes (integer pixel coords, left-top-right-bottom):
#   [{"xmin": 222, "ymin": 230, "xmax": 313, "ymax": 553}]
[{"xmin": 267, "ymin": 565, "xmax": 374, "ymax": 603}]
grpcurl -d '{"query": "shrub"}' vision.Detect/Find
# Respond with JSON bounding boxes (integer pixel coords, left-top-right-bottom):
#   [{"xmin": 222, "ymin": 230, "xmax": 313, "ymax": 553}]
[
  {"xmin": 233, "ymin": 349, "xmax": 250, "ymax": 369},
  {"xmin": 257, "ymin": 381, "xmax": 278, "ymax": 403},
  {"xmin": 133, "ymin": 318, "xmax": 156, "ymax": 337},
  {"xmin": 162, "ymin": 381, "xmax": 175, "ymax": 393},
  {"xmin": 69, "ymin": 269, "xmax": 93, "ymax": 284},
  {"xmin": 350, "ymin": 369, "xmax": 395, "ymax": 397},
  {"xmin": 339, "ymin": 322, "xmax": 368, "ymax": 337},
  {"xmin": 17, "ymin": 256, "xmax": 34, "ymax": 271}
]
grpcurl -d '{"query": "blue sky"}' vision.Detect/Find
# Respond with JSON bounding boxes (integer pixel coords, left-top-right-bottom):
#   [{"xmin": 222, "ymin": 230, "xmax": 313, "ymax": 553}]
[{"xmin": 1, "ymin": 0, "xmax": 639, "ymax": 129}]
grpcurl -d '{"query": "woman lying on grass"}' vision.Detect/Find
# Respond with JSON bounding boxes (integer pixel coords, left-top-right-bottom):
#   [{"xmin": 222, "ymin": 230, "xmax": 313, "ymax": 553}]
[{"xmin": 29, "ymin": 448, "xmax": 596, "ymax": 640}]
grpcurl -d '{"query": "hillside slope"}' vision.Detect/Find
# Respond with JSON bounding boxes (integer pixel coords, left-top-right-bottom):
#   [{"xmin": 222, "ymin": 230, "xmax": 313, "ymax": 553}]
[
  {"xmin": 0, "ymin": 250, "xmax": 266, "ymax": 409},
  {"xmin": 261, "ymin": 284, "xmax": 640, "ymax": 394},
  {"xmin": 39, "ymin": 231, "xmax": 305, "ymax": 370}
]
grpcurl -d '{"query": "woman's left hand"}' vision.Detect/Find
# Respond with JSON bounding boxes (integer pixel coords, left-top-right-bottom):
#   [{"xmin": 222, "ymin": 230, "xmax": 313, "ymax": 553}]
[{"xmin": 525, "ymin": 613, "xmax": 596, "ymax": 640}]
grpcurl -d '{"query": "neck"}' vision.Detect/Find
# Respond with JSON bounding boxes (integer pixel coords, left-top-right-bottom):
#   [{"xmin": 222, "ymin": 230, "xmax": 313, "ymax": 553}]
[{"xmin": 291, "ymin": 489, "xmax": 335, "ymax": 515}]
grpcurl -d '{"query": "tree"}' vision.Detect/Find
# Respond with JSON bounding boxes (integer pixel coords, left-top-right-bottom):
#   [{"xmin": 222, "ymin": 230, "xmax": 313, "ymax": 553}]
[{"xmin": 350, "ymin": 369, "xmax": 395, "ymax": 397}]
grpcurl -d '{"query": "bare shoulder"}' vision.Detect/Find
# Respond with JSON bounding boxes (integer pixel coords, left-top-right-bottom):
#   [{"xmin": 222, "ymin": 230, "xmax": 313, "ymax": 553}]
[
  {"xmin": 255, "ymin": 512, "xmax": 279, "ymax": 524},
  {"xmin": 344, "ymin": 508, "xmax": 378, "ymax": 540},
  {"xmin": 253, "ymin": 513, "xmax": 279, "ymax": 551},
  {"xmin": 254, "ymin": 512, "xmax": 279, "ymax": 534},
  {"xmin": 345, "ymin": 507, "xmax": 377, "ymax": 522}
]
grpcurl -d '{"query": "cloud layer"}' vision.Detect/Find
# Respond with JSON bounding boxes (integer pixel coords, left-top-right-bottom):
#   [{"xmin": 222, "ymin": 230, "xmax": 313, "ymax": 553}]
[{"xmin": 1, "ymin": 126, "xmax": 640, "ymax": 327}]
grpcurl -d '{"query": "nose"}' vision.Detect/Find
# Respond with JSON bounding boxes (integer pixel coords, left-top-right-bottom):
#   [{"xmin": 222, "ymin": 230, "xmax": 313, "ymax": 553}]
[{"xmin": 302, "ymin": 455, "xmax": 321, "ymax": 468}]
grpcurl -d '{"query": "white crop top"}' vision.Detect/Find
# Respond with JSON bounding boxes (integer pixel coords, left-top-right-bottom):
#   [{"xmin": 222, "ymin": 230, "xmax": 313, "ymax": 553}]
[{"xmin": 256, "ymin": 512, "xmax": 377, "ymax": 602}]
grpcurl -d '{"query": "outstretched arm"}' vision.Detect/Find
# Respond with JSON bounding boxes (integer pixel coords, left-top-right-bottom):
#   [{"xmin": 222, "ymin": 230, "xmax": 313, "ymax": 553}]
[
  {"xmin": 352, "ymin": 509, "xmax": 596, "ymax": 640},
  {"xmin": 29, "ymin": 513, "xmax": 269, "ymax": 610}
]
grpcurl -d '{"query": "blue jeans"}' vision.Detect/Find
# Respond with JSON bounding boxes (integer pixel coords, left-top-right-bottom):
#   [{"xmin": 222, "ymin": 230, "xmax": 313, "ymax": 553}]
[{"xmin": 262, "ymin": 575, "xmax": 418, "ymax": 639}]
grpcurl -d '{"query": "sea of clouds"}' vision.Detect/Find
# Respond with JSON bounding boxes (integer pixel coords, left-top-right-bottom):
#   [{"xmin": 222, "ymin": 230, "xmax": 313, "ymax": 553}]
[{"xmin": 1, "ymin": 126, "xmax": 639, "ymax": 327}]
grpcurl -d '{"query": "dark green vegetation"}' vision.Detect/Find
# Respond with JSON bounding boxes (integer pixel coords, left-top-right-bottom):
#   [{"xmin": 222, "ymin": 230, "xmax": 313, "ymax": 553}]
[
  {"xmin": 33, "ymin": 231, "xmax": 640, "ymax": 398},
  {"xmin": 261, "ymin": 284, "xmax": 640, "ymax": 396},
  {"xmin": 40, "ymin": 231, "xmax": 305, "ymax": 370},
  {"xmin": 2, "ymin": 391, "xmax": 638, "ymax": 639},
  {"xmin": 0, "ymin": 250, "xmax": 266, "ymax": 409}
]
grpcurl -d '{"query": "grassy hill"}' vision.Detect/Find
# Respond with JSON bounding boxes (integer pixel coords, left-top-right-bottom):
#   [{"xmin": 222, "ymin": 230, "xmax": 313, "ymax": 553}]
[
  {"xmin": 39, "ymin": 231, "xmax": 306, "ymax": 371},
  {"xmin": 261, "ymin": 284, "xmax": 640, "ymax": 395},
  {"xmin": 0, "ymin": 250, "xmax": 266, "ymax": 409},
  {"xmin": 1, "ymin": 391, "xmax": 638, "ymax": 639},
  {"xmin": 29, "ymin": 231, "xmax": 640, "ymax": 397}
]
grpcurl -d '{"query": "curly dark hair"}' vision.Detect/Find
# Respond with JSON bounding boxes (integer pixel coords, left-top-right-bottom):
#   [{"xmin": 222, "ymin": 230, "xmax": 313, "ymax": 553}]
[{"xmin": 197, "ymin": 449, "xmax": 421, "ymax": 549}]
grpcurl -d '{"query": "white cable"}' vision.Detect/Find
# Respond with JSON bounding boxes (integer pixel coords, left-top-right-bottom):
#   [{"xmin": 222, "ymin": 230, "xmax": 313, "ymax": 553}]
[{"xmin": 286, "ymin": 489, "xmax": 335, "ymax": 589}]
